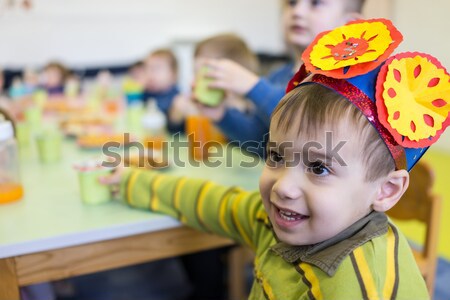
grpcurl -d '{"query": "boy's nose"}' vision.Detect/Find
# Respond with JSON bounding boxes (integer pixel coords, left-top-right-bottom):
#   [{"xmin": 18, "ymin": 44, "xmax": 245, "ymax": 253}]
[
  {"xmin": 272, "ymin": 169, "xmax": 303, "ymax": 201},
  {"xmin": 291, "ymin": 0, "xmax": 308, "ymax": 18}
]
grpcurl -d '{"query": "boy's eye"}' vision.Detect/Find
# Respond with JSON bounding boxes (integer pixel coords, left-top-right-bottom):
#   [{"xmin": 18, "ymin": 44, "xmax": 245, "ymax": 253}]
[
  {"xmin": 311, "ymin": 0, "xmax": 324, "ymax": 7},
  {"xmin": 267, "ymin": 150, "xmax": 284, "ymax": 165},
  {"xmin": 286, "ymin": 0, "xmax": 298, "ymax": 7},
  {"xmin": 306, "ymin": 161, "xmax": 330, "ymax": 176}
]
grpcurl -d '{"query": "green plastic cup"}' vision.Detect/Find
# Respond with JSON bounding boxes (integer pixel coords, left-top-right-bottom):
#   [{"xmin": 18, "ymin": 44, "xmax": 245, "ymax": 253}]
[
  {"xmin": 32, "ymin": 90, "xmax": 48, "ymax": 107},
  {"xmin": 77, "ymin": 168, "xmax": 112, "ymax": 205},
  {"xmin": 36, "ymin": 132, "xmax": 62, "ymax": 163},
  {"xmin": 126, "ymin": 104, "xmax": 144, "ymax": 132},
  {"xmin": 16, "ymin": 122, "xmax": 31, "ymax": 147},
  {"xmin": 24, "ymin": 106, "xmax": 42, "ymax": 129},
  {"xmin": 194, "ymin": 66, "xmax": 224, "ymax": 107}
]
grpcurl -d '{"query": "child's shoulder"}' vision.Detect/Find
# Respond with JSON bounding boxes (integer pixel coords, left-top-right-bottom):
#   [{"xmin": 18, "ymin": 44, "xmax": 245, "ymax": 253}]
[{"xmin": 329, "ymin": 222, "xmax": 429, "ymax": 299}]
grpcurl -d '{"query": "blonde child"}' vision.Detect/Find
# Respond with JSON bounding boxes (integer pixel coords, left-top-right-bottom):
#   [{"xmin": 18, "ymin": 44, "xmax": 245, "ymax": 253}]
[
  {"xmin": 170, "ymin": 33, "xmax": 265, "ymax": 154},
  {"xmin": 198, "ymin": 0, "xmax": 365, "ymax": 154},
  {"xmin": 194, "ymin": 33, "xmax": 259, "ymax": 113},
  {"xmin": 101, "ymin": 19, "xmax": 447, "ymax": 299}
]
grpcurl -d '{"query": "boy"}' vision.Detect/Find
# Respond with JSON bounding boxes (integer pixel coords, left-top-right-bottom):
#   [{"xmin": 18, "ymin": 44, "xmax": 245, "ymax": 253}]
[
  {"xmin": 102, "ymin": 19, "xmax": 447, "ymax": 299},
  {"xmin": 198, "ymin": 0, "xmax": 366, "ymax": 154},
  {"xmin": 143, "ymin": 48, "xmax": 183, "ymax": 133},
  {"xmin": 170, "ymin": 33, "xmax": 264, "ymax": 149}
]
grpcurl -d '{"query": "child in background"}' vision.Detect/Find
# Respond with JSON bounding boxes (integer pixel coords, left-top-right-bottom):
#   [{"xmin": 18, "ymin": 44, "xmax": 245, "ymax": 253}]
[
  {"xmin": 40, "ymin": 61, "xmax": 70, "ymax": 96},
  {"xmin": 198, "ymin": 0, "xmax": 365, "ymax": 155},
  {"xmin": 22, "ymin": 68, "xmax": 40, "ymax": 95},
  {"xmin": 101, "ymin": 19, "xmax": 447, "ymax": 299},
  {"xmin": 194, "ymin": 33, "xmax": 259, "ymax": 113},
  {"xmin": 143, "ymin": 48, "xmax": 183, "ymax": 133},
  {"xmin": 170, "ymin": 33, "xmax": 264, "ymax": 153}
]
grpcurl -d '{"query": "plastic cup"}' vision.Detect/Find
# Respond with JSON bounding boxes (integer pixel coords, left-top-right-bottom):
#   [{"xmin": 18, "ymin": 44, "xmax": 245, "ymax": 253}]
[
  {"xmin": 126, "ymin": 104, "xmax": 144, "ymax": 132},
  {"xmin": 194, "ymin": 66, "xmax": 224, "ymax": 107},
  {"xmin": 77, "ymin": 168, "xmax": 112, "ymax": 205},
  {"xmin": 15, "ymin": 122, "xmax": 31, "ymax": 147},
  {"xmin": 36, "ymin": 132, "xmax": 62, "ymax": 163},
  {"xmin": 32, "ymin": 90, "xmax": 48, "ymax": 107},
  {"xmin": 185, "ymin": 115, "xmax": 213, "ymax": 161},
  {"xmin": 24, "ymin": 106, "xmax": 42, "ymax": 129}
]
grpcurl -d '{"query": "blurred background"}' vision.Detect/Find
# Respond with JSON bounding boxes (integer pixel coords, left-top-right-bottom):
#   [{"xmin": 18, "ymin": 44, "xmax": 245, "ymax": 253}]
[{"xmin": 0, "ymin": 1, "xmax": 449, "ymax": 299}]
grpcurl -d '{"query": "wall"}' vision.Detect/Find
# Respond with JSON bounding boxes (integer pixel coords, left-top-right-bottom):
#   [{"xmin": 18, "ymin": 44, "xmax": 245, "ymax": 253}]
[
  {"xmin": 0, "ymin": 0, "xmax": 284, "ymax": 68},
  {"xmin": 391, "ymin": 0, "xmax": 450, "ymax": 151}
]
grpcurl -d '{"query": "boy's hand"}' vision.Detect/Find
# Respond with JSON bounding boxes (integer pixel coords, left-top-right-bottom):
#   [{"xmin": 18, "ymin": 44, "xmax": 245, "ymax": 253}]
[
  {"xmin": 169, "ymin": 93, "xmax": 198, "ymax": 124},
  {"xmin": 195, "ymin": 100, "xmax": 226, "ymax": 122},
  {"xmin": 99, "ymin": 166, "xmax": 124, "ymax": 199},
  {"xmin": 205, "ymin": 59, "xmax": 259, "ymax": 96}
]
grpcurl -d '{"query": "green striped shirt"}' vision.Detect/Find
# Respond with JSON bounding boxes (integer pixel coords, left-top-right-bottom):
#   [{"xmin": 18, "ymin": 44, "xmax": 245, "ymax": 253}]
[{"xmin": 121, "ymin": 169, "xmax": 429, "ymax": 300}]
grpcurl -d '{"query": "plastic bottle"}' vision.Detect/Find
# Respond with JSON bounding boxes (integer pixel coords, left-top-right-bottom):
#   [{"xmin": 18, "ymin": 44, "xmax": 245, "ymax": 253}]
[
  {"xmin": 0, "ymin": 121, "xmax": 24, "ymax": 204},
  {"xmin": 141, "ymin": 100, "xmax": 167, "ymax": 151}
]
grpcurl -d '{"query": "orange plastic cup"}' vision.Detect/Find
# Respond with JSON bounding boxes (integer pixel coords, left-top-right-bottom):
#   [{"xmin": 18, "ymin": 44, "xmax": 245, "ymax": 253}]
[
  {"xmin": 0, "ymin": 182, "xmax": 24, "ymax": 204},
  {"xmin": 185, "ymin": 115, "xmax": 214, "ymax": 161}
]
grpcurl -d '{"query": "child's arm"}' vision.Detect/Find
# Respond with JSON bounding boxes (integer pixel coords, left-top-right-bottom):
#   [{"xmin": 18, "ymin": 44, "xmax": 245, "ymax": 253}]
[
  {"xmin": 108, "ymin": 168, "xmax": 265, "ymax": 250},
  {"xmin": 205, "ymin": 59, "xmax": 259, "ymax": 96},
  {"xmin": 205, "ymin": 59, "xmax": 287, "ymax": 118}
]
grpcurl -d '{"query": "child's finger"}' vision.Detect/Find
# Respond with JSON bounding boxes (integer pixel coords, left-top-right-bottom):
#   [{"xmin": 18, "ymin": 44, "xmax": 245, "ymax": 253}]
[{"xmin": 98, "ymin": 167, "xmax": 123, "ymax": 185}]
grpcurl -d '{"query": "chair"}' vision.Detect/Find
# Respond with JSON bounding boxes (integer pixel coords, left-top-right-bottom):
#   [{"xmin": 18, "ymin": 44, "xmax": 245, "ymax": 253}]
[
  {"xmin": 228, "ymin": 246, "xmax": 254, "ymax": 300},
  {"xmin": 387, "ymin": 161, "xmax": 442, "ymax": 297}
]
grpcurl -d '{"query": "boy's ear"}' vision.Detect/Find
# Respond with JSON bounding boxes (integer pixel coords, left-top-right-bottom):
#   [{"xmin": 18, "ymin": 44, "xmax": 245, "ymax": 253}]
[{"xmin": 372, "ymin": 170, "xmax": 409, "ymax": 212}]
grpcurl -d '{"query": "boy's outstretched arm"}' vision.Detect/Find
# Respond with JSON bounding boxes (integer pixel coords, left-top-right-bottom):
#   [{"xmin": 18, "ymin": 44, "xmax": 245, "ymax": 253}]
[{"xmin": 102, "ymin": 168, "xmax": 265, "ymax": 250}]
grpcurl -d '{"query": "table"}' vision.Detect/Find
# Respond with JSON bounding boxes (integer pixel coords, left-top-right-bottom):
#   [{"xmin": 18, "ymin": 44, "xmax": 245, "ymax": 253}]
[{"xmin": 0, "ymin": 134, "xmax": 263, "ymax": 299}]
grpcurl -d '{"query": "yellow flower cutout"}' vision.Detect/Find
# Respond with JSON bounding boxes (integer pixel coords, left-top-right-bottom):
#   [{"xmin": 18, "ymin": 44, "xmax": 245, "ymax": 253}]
[
  {"xmin": 376, "ymin": 52, "xmax": 450, "ymax": 147},
  {"xmin": 302, "ymin": 18, "xmax": 403, "ymax": 79}
]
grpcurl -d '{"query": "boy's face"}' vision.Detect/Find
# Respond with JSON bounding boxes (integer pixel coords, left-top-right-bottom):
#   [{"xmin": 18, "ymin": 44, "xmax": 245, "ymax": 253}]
[
  {"xmin": 259, "ymin": 115, "xmax": 377, "ymax": 246},
  {"xmin": 144, "ymin": 55, "xmax": 176, "ymax": 92},
  {"xmin": 282, "ymin": 0, "xmax": 354, "ymax": 50}
]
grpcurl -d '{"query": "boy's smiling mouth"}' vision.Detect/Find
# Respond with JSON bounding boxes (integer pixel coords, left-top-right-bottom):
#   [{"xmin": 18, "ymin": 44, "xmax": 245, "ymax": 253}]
[{"xmin": 272, "ymin": 204, "xmax": 310, "ymax": 228}]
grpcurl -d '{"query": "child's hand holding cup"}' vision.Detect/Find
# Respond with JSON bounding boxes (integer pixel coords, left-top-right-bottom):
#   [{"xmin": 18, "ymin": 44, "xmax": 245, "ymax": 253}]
[
  {"xmin": 74, "ymin": 160, "xmax": 115, "ymax": 205},
  {"xmin": 194, "ymin": 66, "xmax": 224, "ymax": 107}
]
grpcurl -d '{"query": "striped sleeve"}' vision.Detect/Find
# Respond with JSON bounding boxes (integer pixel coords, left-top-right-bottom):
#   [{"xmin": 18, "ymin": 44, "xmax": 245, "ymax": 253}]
[{"xmin": 120, "ymin": 169, "xmax": 263, "ymax": 249}]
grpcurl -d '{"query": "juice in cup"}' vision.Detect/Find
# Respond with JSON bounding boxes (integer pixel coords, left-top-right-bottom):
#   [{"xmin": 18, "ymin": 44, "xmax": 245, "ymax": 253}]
[
  {"xmin": 0, "ymin": 182, "xmax": 24, "ymax": 204},
  {"xmin": 0, "ymin": 121, "xmax": 24, "ymax": 204},
  {"xmin": 186, "ymin": 115, "xmax": 213, "ymax": 161}
]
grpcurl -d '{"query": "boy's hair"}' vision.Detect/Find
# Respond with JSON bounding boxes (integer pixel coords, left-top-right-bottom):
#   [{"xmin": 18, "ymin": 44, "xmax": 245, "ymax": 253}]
[
  {"xmin": 129, "ymin": 60, "xmax": 144, "ymax": 70},
  {"xmin": 272, "ymin": 83, "xmax": 394, "ymax": 181},
  {"xmin": 194, "ymin": 33, "xmax": 259, "ymax": 73},
  {"xmin": 148, "ymin": 49, "xmax": 178, "ymax": 73}
]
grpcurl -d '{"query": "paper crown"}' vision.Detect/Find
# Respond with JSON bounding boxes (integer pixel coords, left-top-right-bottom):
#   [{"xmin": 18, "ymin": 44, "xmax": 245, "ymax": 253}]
[{"xmin": 287, "ymin": 18, "xmax": 450, "ymax": 171}]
